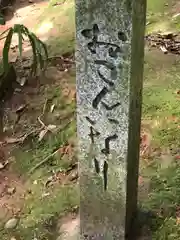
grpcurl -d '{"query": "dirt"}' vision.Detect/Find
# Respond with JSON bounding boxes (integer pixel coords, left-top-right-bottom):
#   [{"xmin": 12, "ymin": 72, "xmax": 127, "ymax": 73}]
[
  {"xmin": 0, "ymin": 0, "xmax": 59, "ymax": 57},
  {"xmin": 0, "ymin": 170, "xmax": 25, "ymax": 221},
  {"xmin": 0, "ymin": 0, "xmax": 77, "ymax": 231},
  {"xmin": 57, "ymin": 213, "xmax": 79, "ymax": 240},
  {"xmin": 146, "ymin": 33, "xmax": 180, "ymax": 55}
]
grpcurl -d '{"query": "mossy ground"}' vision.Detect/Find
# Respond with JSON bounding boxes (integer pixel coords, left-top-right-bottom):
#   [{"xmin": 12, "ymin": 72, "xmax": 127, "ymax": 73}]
[{"xmin": 140, "ymin": 0, "xmax": 180, "ymax": 238}]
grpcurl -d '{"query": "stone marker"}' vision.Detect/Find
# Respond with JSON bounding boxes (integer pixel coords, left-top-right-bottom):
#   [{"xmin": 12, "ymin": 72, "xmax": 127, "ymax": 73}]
[{"xmin": 75, "ymin": 0, "xmax": 146, "ymax": 239}]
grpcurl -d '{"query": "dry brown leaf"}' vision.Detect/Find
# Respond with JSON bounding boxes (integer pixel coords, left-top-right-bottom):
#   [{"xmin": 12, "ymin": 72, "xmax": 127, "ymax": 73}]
[
  {"xmin": 0, "ymin": 163, "xmax": 5, "ymax": 169},
  {"xmin": 4, "ymin": 137, "xmax": 24, "ymax": 144},
  {"xmin": 15, "ymin": 104, "xmax": 27, "ymax": 114},
  {"xmin": 38, "ymin": 129, "xmax": 48, "ymax": 141},
  {"xmin": 0, "ymin": 160, "xmax": 9, "ymax": 169},
  {"xmin": 50, "ymin": 104, "xmax": 55, "ymax": 113},
  {"xmin": 47, "ymin": 124, "xmax": 56, "ymax": 131},
  {"xmin": 160, "ymin": 45, "xmax": 168, "ymax": 53}
]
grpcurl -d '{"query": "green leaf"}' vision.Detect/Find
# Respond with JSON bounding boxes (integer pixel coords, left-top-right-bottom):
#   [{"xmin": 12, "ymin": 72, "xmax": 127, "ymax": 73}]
[
  {"xmin": 2, "ymin": 28, "xmax": 13, "ymax": 74},
  {"xmin": 39, "ymin": 39, "xmax": 49, "ymax": 68},
  {"xmin": 0, "ymin": 28, "xmax": 10, "ymax": 39},
  {"xmin": 23, "ymin": 27, "xmax": 38, "ymax": 76},
  {"xmin": 30, "ymin": 33, "xmax": 49, "ymax": 71},
  {"xmin": 14, "ymin": 25, "xmax": 24, "ymax": 58},
  {"xmin": 30, "ymin": 33, "xmax": 44, "ymax": 70},
  {"xmin": 0, "ymin": 14, "xmax": 5, "ymax": 25}
]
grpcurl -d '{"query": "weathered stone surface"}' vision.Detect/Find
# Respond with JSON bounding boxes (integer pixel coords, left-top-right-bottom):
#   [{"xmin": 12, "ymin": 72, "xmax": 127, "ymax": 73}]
[{"xmin": 75, "ymin": 0, "xmax": 146, "ymax": 239}]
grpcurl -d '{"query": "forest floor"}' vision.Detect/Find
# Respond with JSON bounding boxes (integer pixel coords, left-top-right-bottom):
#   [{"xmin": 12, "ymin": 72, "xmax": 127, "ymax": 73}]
[{"xmin": 0, "ymin": 0, "xmax": 179, "ymax": 239}]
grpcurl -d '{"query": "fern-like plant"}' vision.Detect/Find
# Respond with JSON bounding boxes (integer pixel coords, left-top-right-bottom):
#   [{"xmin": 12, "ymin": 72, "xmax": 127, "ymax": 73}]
[
  {"xmin": 0, "ymin": 23, "xmax": 48, "ymax": 76},
  {"xmin": 0, "ymin": 15, "xmax": 48, "ymax": 135}
]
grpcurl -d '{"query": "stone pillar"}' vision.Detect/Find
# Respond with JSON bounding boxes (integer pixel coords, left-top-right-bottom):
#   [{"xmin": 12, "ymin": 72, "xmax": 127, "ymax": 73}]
[{"xmin": 75, "ymin": 0, "xmax": 146, "ymax": 239}]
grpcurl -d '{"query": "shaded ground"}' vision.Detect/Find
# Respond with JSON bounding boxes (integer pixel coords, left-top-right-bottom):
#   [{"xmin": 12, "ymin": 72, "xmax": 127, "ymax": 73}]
[
  {"xmin": 0, "ymin": 0, "xmax": 77, "ymax": 239},
  {"xmin": 138, "ymin": 1, "xmax": 180, "ymax": 238},
  {"xmin": 0, "ymin": 0, "xmax": 180, "ymax": 239}
]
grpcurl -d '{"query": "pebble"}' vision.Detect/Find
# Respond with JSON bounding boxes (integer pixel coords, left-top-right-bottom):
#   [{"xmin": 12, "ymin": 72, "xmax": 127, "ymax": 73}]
[
  {"xmin": 7, "ymin": 187, "xmax": 16, "ymax": 195},
  {"xmin": 4, "ymin": 218, "xmax": 18, "ymax": 229}
]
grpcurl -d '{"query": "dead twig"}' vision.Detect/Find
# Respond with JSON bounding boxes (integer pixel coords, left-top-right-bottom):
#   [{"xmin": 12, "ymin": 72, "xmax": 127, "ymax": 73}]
[
  {"xmin": 3, "ymin": 127, "xmax": 43, "ymax": 145},
  {"xmin": 28, "ymin": 148, "xmax": 60, "ymax": 175},
  {"xmin": 37, "ymin": 116, "xmax": 46, "ymax": 128},
  {"xmin": 28, "ymin": 120, "xmax": 73, "ymax": 174},
  {"xmin": 47, "ymin": 55, "xmax": 74, "ymax": 64}
]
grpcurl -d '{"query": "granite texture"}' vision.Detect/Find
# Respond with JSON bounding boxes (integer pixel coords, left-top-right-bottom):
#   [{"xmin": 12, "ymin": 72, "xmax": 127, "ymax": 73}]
[{"xmin": 75, "ymin": 0, "xmax": 146, "ymax": 239}]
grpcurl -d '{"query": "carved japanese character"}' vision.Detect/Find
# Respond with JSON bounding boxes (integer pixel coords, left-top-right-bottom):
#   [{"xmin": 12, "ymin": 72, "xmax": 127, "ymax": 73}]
[
  {"xmin": 92, "ymin": 87, "xmax": 109, "ymax": 109},
  {"xmin": 94, "ymin": 158, "xmax": 100, "ymax": 174},
  {"xmin": 88, "ymin": 126, "xmax": 100, "ymax": 143},
  {"xmin": 101, "ymin": 101, "xmax": 121, "ymax": 111},
  {"xmin": 81, "ymin": 24, "xmax": 122, "ymax": 57},
  {"xmin": 108, "ymin": 118, "xmax": 119, "ymax": 124},
  {"xmin": 101, "ymin": 134, "xmax": 118, "ymax": 191},
  {"xmin": 97, "ymin": 70, "xmax": 114, "ymax": 87},
  {"xmin": 95, "ymin": 60, "xmax": 117, "ymax": 80},
  {"xmin": 101, "ymin": 134, "xmax": 118, "ymax": 155},
  {"xmin": 103, "ymin": 161, "xmax": 108, "ymax": 191},
  {"xmin": 118, "ymin": 31, "xmax": 127, "ymax": 42},
  {"xmin": 85, "ymin": 116, "xmax": 95, "ymax": 125}
]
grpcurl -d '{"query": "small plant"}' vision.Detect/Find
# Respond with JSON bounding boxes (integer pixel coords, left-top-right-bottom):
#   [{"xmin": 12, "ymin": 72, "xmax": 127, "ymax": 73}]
[
  {"xmin": 0, "ymin": 23, "xmax": 48, "ymax": 76},
  {"xmin": 0, "ymin": 15, "xmax": 48, "ymax": 134},
  {"xmin": 0, "ymin": 13, "xmax": 5, "ymax": 25}
]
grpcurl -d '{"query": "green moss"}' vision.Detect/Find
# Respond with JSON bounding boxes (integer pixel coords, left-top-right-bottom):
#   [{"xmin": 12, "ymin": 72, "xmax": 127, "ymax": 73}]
[{"xmin": 146, "ymin": 0, "xmax": 179, "ymax": 33}]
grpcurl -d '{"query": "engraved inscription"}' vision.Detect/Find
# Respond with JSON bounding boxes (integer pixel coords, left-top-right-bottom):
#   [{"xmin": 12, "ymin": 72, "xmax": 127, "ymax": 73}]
[
  {"xmin": 88, "ymin": 126, "xmax": 100, "ymax": 143},
  {"xmin": 81, "ymin": 24, "xmax": 123, "ymax": 58},
  {"xmin": 92, "ymin": 87, "xmax": 109, "ymax": 109},
  {"xmin": 108, "ymin": 118, "xmax": 119, "ymax": 124},
  {"xmin": 95, "ymin": 60, "xmax": 117, "ymax": 80},
  {"xmin": 98, "ymin": 70, "xmax": 114, "ymax": 87},
  {"xmin": 86, "ymin": 116, "xmax": 96, "ymax": 125},
  {"xmin": 82, "ymin": 23, "xmax": 127, "ymax": 190},
  {"xmin": 101, "ymin": 102, "xmax": 121, "ymax": 110},
  {"xmin": 103, "ymin": 161, "xmax": 108, "ymax": 190},
  {"xmin": 101, "ymin": 134, "xmax": 118, "ymax": 155},
  {"xmin": 118, "ymin": 31, "xmax": 127, "ymax": 42},
  {"xmin": 94, "ymin": 158, "xmax": 100, "ymax": 174}
]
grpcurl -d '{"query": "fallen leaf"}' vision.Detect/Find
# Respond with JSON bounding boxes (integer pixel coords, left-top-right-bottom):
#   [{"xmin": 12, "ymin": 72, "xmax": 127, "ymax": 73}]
[
  {"xmin": 5, "ymin": 218, "xmax": 18, "ymax": 229},
  {"xmin": 15, "ymin": 104, "xmax": 28, "ymax": 114},
  {"xmin": 38, "ymin": 129, "xmax": 48, "ymax": 141},
  {"xmin": 47, "ymin": 124, "xmax": 56, "ymax": 131},
  {"xmin": 42, "ymin": 192, "xmax": 50, "ymax": 198},
  {"xmin": 50, "ymin": 104, "xmax": 55, "ymax": 113},
  {"xmin": 0, "ymin": 160, "xmax": 9, "ymax": 170},
  {"xmin": 160, "ymin": 45, "xmax": 168, "ymax": 54},
  {"xmin": 7, "ymin": 187, "xmax": 16, "ymax": 195},
  {"xmin": 33, "ymin": 180, "xmax": 38, "ymax": 185},
  {"xmin": 0, "ymin": 163, "xmax": 5, "ymax": 169},
  {"xmin": 4, "ymin": 137, "xmax": 24, "ymax": 144}
]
